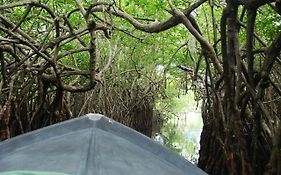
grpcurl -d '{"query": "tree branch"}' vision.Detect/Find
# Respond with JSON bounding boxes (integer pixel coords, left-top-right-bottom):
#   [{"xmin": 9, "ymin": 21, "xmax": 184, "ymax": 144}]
[{"xmin": 167, "ymin": 0, "xmax": 223, "ymax": 73}]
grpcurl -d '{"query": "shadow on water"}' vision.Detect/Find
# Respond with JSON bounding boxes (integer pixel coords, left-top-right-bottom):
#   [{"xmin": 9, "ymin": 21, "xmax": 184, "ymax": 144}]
[{"xmin": 152, "ymin": 95, "xmax": 203, "ymax": 164}]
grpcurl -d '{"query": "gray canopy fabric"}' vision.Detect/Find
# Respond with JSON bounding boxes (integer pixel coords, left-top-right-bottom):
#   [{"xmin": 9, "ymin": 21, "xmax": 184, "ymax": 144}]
[{"xmin": 0, "ymin": 114, "xmax": 207, "ymax": 175}]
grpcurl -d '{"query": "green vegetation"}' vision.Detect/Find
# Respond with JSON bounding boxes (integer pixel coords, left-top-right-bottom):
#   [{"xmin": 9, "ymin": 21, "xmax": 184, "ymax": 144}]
[{"xmin": 0, "ymin": 0, "xmax": 280, "ymax": 174}]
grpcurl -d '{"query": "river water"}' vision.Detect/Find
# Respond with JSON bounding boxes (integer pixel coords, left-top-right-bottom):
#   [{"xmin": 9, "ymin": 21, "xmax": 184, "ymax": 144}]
[{"xmin": 153, "ymin": 104, "xmax": 203, "ymax": 164}]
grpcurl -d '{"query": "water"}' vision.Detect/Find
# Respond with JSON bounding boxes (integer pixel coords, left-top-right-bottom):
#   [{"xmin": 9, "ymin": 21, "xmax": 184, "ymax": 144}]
[{"xmin": 153, "ymin": 110, "xmax": 203, "ymax": 164}]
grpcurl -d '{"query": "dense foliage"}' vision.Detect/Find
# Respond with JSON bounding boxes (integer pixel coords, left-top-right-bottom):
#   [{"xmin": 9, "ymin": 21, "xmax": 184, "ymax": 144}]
[{"xmin": 0, "ymin": 0, "xmax": 281, "ymax": 174}]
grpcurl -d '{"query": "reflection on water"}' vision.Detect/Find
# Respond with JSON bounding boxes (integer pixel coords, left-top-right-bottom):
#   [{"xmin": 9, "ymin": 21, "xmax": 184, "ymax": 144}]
[{"xmin": 153, "ymin": 111, "xmax": 203, "ymax": 164}]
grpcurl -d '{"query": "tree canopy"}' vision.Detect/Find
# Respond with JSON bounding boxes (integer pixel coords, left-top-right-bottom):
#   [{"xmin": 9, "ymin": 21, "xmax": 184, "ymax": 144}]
[{"xmin": 0, "ymin": 0, "xmax": 281, "ymax": 174}]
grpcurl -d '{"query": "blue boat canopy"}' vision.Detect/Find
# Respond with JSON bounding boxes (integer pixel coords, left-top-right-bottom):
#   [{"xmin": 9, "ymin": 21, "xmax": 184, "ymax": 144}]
[{"xmin": 0, "ymin": 114, "xmax": 207, "ymax": 175}]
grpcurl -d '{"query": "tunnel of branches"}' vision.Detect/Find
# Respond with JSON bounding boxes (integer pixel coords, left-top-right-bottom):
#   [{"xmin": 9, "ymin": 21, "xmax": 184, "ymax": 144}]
[{"xmin": 0, "ymin": 0, "xmax": 281, "ymax": 175}]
